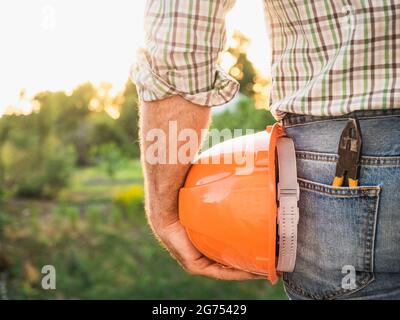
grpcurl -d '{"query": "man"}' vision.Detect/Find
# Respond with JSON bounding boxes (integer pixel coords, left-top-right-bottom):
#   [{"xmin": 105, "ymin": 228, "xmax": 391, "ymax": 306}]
[{"xmin": 133, "ymin": 0, "xmax": 400, "ymax": 299}]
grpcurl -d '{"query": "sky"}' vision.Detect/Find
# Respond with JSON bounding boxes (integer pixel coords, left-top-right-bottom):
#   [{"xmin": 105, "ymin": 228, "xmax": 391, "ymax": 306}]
[{"xmin": 0, "ymin": 0, "xmax": 270, "ymax": 114}]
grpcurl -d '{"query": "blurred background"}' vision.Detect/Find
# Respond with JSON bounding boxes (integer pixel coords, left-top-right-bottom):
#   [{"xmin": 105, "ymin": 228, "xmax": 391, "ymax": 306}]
[{"xmin": 0, "ymin": 0, "xmax": 286, "ymax": 299}]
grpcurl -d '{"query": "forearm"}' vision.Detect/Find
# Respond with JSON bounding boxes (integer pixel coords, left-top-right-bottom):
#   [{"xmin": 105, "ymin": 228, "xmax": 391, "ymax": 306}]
[
  {"xmin": 139, "ymin": 96, "xmax": 211, "ymax": 235},
  {"xmin": 133, "ymin": 1, "xmax": 262, "ymax": 280}
]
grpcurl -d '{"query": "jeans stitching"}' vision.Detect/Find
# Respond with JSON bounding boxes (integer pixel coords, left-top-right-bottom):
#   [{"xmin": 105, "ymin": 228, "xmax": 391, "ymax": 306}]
[
  {"xmin": 298, "ymin": 178, "xmax": 381, "ymax": 197},
  {"xmin": 284, "ymin": 273, "xmax": 374, "ymax": 300},
  {"xmin": 369, "ymin": 186, "xmax": 381, "ymax": 274},
  {"xmin": 363, "ymin": 187, "xmax": 380, "ymax": 272},
  {"xmin": 284, "ymin": 114, "xmax": 400, "ymax": 128},
  {"xmin": 296, "ymin": 151, "xmax": 400, "ymax": 166},
  {"xmin": 282, "ymin": 109, "xmax": 400, "ymax": 128}
]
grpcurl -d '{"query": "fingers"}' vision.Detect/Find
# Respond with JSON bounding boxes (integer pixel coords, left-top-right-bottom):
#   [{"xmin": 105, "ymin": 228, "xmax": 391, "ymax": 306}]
[
  {"xmin": 155, "ymin": 221, "xmax": 266, "ymax": 281},
  {"xmin": 195, "ymin": 259, "xmax": 267, "ymax": 281},
  {"xmin": 181, "ymin": 254, "xmax": 265, "ymax": 281}
]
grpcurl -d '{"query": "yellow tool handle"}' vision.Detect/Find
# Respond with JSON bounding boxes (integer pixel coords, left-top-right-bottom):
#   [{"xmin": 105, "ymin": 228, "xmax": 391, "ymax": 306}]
[
  {"xmin": 332, "ymin": 176, "xmax": 344, "ymax": 187},
  {"xmin": 348, "ymin": 178, "xmax": 359, "ymax": 187},
  {"xmin": 332, "ymin": 176, "xmax": 359, "ymax": 187}
]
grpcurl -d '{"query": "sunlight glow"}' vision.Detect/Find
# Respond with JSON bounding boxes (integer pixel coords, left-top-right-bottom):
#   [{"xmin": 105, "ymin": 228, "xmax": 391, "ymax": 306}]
[{"xmin": 0, "ymin": 0, "xmax": 270, "ymax": 115}]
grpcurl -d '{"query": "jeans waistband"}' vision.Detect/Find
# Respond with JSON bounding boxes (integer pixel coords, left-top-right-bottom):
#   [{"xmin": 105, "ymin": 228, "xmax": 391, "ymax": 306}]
[
  {"xmin": 282, "ymin": 109, "xmax": 400, "ymax": 157},
  {"xmin": 282, "ymin": 108, "xmax": 400, "ymax": 128}
]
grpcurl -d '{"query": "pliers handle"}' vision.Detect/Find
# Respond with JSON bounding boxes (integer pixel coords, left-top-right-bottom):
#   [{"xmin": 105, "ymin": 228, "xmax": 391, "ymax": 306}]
[
  {"xmin": 332, "ymin": 118, "xmax": 362, "ymax": 187},
  {"xmin": 332, "ymin": 175, "xmax": 359, "ymax": 187}
]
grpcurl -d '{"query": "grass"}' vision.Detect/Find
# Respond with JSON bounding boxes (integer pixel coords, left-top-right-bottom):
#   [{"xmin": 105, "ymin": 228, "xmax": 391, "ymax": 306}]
[
  {"xmin": 1, "ymin": 160, "xmax": 288, "ymax": 300},
  {"xmin": 58, "ymin": 160, "xmax": 143, "ymax": 204}
]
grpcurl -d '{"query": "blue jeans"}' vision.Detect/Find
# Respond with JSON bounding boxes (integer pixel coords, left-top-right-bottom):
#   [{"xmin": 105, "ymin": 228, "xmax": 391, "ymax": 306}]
[{"xmin": 281, "ymin": 109, "xmax": 400, "ymax": 300}]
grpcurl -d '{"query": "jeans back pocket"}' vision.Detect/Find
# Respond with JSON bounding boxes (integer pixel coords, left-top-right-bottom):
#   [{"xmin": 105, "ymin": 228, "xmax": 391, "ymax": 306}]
[{"xmin": 283, "ymin": 178, "xmax": 381, "ymax": 300}]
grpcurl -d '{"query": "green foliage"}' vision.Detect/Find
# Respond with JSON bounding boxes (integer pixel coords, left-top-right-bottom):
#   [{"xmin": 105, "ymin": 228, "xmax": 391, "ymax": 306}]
[
  {"xmin": 0, "ymin": 43, "xmax": 285, "ymax": 299},
  {"xmin": 116, "ymin": 80, "xmax": 140, "ymax": 158},
  {"xmin": 90, "ymin": 142, "xmax": 127, "ymax": 179},
  {"xmin": 0, "ymin": 79, "xmax": 140, "ymax": 198},
  {"xmin": 5, "ymin": 133, "xmax": 76, "ymax": 199},
  {"xmin": 228, "ymin": 31, "xmax": 259, "ymax": 98},
  {"xmin": 112, "ymin": 185, "xmax": 144, "ymax": 221},
  {"xmin": 212, "ymin": 97, "xmax": 275, "ymax": 131},
  {"xmin": 205, "ymin": 96, "xmax": 276, "ymax": 148},
  {"xmin": 1, "ymin": 162, "xmax": 287, "ymax": 299},
  {"xmin": 55, "ymin": 205, "xmax": 81, "ymax": 229}
]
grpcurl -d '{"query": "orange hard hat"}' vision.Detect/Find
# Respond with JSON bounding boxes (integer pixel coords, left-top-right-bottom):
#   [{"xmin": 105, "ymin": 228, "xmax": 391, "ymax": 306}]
[{"xmin": 179, "ymin": 123, "xmax": 299, "ymax": 284}]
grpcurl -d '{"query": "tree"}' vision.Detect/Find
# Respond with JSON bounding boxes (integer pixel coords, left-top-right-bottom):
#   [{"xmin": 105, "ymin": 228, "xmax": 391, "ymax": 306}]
[
  {"xmin": 91, "ymin": 143, "xmax": 126, "ymax": 179},
  {"xmin": 116, "ymin": 80, "xmax": 140, "ymax": 157},
  {"xmin": 227, "ymin": 31, "xmax": 272, "ymax": 109}
]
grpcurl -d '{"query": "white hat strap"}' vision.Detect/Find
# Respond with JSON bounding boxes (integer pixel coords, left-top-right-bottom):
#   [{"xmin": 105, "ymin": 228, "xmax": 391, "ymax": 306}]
[{"xmin": 276, "ymin": 137, "xmax": 299, "ymax": 273}]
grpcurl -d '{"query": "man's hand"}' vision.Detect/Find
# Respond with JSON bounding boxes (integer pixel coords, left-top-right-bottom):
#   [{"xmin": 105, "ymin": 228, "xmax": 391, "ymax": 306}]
[
  {"xmin": 140, "ymin": 96, "xmax": 264, "ymax": 280},
  {"xmin": 158, "ymin": 220, "xmax": 265, "ymax": 280}
]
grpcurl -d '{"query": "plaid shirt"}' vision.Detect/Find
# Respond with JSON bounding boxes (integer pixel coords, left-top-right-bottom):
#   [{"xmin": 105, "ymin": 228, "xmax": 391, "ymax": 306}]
[{"xmin": 132, "ymin": 0, "xmax": 400, "ymax": 119}]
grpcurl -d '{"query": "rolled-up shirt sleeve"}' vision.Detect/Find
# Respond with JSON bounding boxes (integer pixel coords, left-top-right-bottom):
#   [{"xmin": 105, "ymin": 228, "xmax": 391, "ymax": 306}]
[{"xmin": 131, "ymin": 0, "xmax": 239, "ymax": 107}]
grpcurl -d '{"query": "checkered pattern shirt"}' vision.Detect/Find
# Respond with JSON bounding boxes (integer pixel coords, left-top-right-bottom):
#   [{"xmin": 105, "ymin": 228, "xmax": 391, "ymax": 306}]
[{"xmin": 132, "ymin": 0, "xmax": 400, "ymax": 119}]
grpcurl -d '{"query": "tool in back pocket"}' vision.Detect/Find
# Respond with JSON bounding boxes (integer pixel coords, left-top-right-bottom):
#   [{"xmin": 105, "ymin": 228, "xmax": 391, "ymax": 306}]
[{"xmin": 332, "ymin": 118, "xmax": 363, "ymax": 187}]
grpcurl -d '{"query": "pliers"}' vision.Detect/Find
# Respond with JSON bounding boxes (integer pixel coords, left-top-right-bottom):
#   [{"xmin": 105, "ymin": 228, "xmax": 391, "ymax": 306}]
[{"xmin": 332, "ymin": 118, "xmax": 362, "ymax": 187}]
